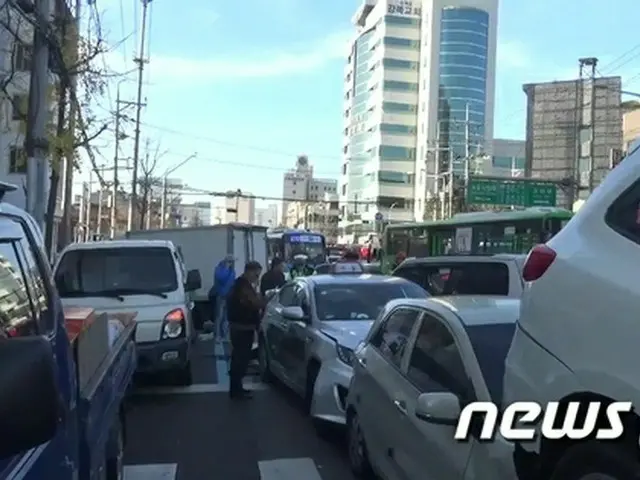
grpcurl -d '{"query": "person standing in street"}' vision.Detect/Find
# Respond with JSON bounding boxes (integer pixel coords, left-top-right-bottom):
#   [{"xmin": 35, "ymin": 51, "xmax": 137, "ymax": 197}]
[
  {"xmin": 227, "ymin": 261, "xmax": 265, "ymax": 399},
  {"xmin": 213, "ymin": 254, "xmax": 236, "ymax": 341},
  {"xmin": 260, "ymin": 257, "xmax": 286, "ymax": 297}
]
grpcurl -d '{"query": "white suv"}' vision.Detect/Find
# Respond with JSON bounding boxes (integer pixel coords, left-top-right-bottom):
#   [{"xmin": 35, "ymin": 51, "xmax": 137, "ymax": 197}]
[{"xmin": 504, "ymin": 144, "xmax": 640, "ymax": 479}]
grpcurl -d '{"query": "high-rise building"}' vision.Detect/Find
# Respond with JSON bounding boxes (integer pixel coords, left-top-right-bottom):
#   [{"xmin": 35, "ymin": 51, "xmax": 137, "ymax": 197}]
[
  {"xmin": 523, "ymin": 77, "xmax": 622, "ymax": 209},
  {"xmin": 255, "ymin": 204, "xmax": 278, "ymax": 228},
  {"xmin": 225, "ymin": 193, "xmax": 255, "ymax": 223},
  {"xmin": 340, "ymin": 0, "xmax": 498, "ymax": 237},
  {"xmin": 281, "ymin": 155, "xmax": 337, "ymax": 224}
]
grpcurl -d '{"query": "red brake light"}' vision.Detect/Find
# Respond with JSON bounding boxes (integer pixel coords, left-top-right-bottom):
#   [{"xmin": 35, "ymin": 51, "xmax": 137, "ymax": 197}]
[
  {"xmin": 522, "ymin": 244, "xmax": 557, "ymax": 282},
  {"xmin": 164, "ymin": 309, "xmax": 185, "ymax": 322}
]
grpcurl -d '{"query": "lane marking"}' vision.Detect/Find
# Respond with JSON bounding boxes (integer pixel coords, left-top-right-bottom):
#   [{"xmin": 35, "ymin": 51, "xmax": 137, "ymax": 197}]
[
  {"xmin": 133, "ymin": 381, "xmax": 268, "ymax": 395},
  {"xmin": 258, "ymin": 458, "xmax": 323, "ymax": 480},
  {"xmin": 124, "ymin": 463, "xmax": 177, "ymax": 479},
  {"xmin": 215, "ymin": 341, "xmax": 229, "ymax": 385}
]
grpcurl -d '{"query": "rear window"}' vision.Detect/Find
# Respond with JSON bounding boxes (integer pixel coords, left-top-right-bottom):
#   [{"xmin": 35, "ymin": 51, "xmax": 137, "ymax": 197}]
[
  {"xmin": 55, "ymin": 247, "xmax": 178, "ymax": 297},
  {"xmin": 393, "ymin": 262, "xmax": 509, "ymax": 296},
  {"xmin": 314, "ymin": 281, "xmax": 427, "ymax": 321}
]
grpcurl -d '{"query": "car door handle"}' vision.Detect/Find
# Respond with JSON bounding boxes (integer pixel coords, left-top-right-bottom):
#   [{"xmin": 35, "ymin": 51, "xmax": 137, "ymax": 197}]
[
  {"xmin": 393, "ymin": 399, "xmax": 407, "ymax": 416},
  {"xmin": 356, "ymin": 356, "xmax": 366, "ymax": 367}
]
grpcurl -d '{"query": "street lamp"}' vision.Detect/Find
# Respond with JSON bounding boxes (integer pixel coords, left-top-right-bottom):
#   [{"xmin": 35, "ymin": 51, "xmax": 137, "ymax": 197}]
[{"xmin": 160, "ymin": 153, "xmax": 197, "ymax": 228}]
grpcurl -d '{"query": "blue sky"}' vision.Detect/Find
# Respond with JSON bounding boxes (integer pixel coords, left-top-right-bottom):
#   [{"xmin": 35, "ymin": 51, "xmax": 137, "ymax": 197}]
[{"xmin": 85, "ymin": 0, "xmax": 640, "ymax": 206}]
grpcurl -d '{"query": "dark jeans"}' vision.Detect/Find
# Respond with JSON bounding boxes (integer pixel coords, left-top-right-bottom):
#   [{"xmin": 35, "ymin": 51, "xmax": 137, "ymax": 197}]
[{"xmin": 229, "ymin": 327, "xmax": 254, "ymax": 392}]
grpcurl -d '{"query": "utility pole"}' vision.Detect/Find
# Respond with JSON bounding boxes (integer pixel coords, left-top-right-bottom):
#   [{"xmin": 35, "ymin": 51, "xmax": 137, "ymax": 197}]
[
  {"xmin": 160, "ymin": 177, "xmax": 167, "ymax": 228},
  {"xmin": 111, "ymin": 90, "xmax": 122, "ymax": 239},
  {"xmin": 129, "ymin": 0, "xmax": 152, "ymax": 231},
  {"xmin": 60, "ymin": 0, "xmax": 81, "ymax": 249},
  {"xmin": 96, "ymin": 170, "xmax": 103, "ymax": 235},
  {"xmin": 85, "ymin": 168, "xmax": 92, "ymax": 240},
  {"xmin": 24, "ymin": 0, "xmax": 51, "ymax": 231},
  {"xmin": 580, "ymin": 57, "xmax": 598, "ymax": 193}
]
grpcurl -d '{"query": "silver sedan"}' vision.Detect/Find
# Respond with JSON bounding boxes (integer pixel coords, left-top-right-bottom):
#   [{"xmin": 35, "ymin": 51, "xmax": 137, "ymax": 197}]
[{"xmin": 257, "ymin": 274, "xmax": 428, "ymax": 432}]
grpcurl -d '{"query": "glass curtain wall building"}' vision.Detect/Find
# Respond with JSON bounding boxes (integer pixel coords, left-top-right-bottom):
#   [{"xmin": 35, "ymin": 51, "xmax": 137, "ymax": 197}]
[{"xmin": 340, "ymin": 0, "xmax": 497, "ymax": 241}]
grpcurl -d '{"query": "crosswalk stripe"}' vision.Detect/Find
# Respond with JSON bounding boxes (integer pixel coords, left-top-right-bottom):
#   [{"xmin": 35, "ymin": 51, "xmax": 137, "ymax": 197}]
[
  {"xmin": 124, "ymin": 463, "xmax": 177, "ymax": 479},
  {"xmin": 258, "ymin": 458, "xmax": 322, "ymax": 480}
]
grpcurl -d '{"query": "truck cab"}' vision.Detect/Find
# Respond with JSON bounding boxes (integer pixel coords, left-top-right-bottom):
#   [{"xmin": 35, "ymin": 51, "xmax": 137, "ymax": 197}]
[{"xmin": 0, "ymin": 182, "xmax": 137, "ymax": 480}]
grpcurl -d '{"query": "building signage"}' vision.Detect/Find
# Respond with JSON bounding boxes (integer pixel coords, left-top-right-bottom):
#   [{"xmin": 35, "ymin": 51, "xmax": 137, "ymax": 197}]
[{"xmin": 387, "ymin": 1, "xmax": 421, "ymax": 16}]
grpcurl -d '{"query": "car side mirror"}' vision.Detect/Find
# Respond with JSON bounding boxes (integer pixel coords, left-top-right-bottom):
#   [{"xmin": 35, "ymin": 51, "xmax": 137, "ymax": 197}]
[
  {"xmin": 414, "ymin": 392, "xmax": 460, "ymax": 426},
  {"xmin": 0, "ymin": 336, "xmax": 60, "ymax": 458},
  {"xmin": 185, "ymin": 269, "xmax": 201, "ymax": 292},
  {"xmin": 281, "ymin": 306, "xmax": 304, "ymax": 321}
]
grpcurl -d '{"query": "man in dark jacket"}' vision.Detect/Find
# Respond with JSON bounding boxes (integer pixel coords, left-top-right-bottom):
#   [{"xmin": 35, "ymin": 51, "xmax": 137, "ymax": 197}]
[
  {"xmin": 260, "ymin": 257, "xmax": 286, "ymax": 297},
  {"xmin": 227, "ymin": 261, "xmax": 265, "ymax": 399}
]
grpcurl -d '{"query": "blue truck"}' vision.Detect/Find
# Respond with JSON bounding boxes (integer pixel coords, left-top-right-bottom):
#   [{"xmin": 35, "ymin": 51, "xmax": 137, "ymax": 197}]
[{"xmin": 0, "ymin": 183, "xmax": 137, "ymax": 479}]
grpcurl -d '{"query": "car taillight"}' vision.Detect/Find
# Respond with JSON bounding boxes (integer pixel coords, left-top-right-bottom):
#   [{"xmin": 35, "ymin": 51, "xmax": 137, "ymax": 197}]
[
  {"xmin": 522, "ymin": 244, "xmax": 557, "ymax": 281},
  {"xmin": 162, "ymin": 308, "xmax": 185, "ymax": 339}
]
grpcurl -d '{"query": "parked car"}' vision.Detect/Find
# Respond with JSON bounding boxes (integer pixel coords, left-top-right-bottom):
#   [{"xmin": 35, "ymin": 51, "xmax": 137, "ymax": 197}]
[
  {"xmin": 503, "ymin": 143, "xmax": 640, "ymax": 479},
  {"xmin": 346, "ymin": 296, "xmax": 518, "ymax": 479},
  {"xmin": 393, "ymin": 254, "xmax": 525, "ymax": 297},
  {"xmin": 257, "ymin": 274, "xmax": 428, "ymax": 431},
  {"xmin": 53, "ymin": 239, "xmax": 201, "ymax": 385}
]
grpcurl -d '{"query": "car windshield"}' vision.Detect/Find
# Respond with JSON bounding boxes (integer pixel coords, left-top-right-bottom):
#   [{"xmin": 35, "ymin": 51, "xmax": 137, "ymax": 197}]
[
  {"xmin": 55, "ymin": 247, "xmax": 178, "ymax": 297},
  {"xmin": 465, "ymin": 323, "xmax": 516, "ymax": 405},
  {"xmin": 284, "ymin": 234, "xmax": 325, "ymax": 262},
  {"xmin": 314, "ymin": 281, "xmax": 427, "ymax": 321}
]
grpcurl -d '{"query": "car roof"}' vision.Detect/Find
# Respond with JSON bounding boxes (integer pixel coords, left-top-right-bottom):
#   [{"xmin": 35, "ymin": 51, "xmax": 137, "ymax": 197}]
[
  {"xmin": 306, "ymin": 274, "xmax": 412, "ymax": 286},
  {"xmin": 384, "ymin": 296, "xmax": 520, "ymax": 327},
  {"xmin": 61, "ymin": 239, "xmax": 175, "ymax": 252},
  {"xmin": 400, "ymin": 254, "xmax": 525, "ymax": 266}
]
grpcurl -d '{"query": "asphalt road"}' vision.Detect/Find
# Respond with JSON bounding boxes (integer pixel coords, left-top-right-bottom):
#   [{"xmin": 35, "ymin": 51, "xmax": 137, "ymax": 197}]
[{"xmin": 123, "ymin": 336, "xmax": 355, "ymax": 480}]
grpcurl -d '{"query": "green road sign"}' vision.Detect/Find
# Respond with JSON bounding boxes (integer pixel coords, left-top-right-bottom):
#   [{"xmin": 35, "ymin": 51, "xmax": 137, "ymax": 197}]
[{"xmin": 467, "ymin": 176, "xmax": 557, "ymax": 207}]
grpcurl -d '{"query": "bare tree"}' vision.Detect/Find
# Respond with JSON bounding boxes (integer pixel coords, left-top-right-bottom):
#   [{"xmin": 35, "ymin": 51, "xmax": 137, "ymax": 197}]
[
  {"xmin": 0, "ymin": 0, "xmax": 122, "ymax": 252},
  {"xmin": 137, "ymin": 140, "xmax": 167, "ymax": 229}
]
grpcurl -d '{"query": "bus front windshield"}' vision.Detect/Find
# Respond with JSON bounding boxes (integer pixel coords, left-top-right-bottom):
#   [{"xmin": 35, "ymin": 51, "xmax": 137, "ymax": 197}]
[{"xmin": 284, "ymin": 234, "xmax": 325, "ymax": 263}]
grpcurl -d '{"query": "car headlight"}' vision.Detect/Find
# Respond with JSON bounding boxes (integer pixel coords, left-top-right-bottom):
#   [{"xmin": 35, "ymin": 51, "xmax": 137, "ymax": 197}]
[
  {"xmin": 161, "ymin": 308, "xmax": 185, "ymax": 339},
  {"xmin": 336, "ymin": 344, "xmax": 355, "ymax": 366}
]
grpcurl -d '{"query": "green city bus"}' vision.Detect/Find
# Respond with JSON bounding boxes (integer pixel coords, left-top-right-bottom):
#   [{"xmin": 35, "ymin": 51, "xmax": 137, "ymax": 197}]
[{"xmin": 381, "ymin": 207, "xmax": 573, "ymax": 272}]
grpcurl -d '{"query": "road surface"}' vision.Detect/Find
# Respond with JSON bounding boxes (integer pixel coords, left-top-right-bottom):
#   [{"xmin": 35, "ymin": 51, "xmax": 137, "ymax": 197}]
[{"xmin": 123, "ymin": 336, "xmax": 354, "ymax": 480}]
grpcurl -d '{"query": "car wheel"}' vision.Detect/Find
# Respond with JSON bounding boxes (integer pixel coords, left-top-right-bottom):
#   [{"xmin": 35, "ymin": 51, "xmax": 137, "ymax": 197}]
[
  {"xmin": 173, "ymin": 362, "xmax": 193, "ymax": 386},
  {"xmin": 347, "ymin": 411, "xmax": 374, "ymax": 478},
  {"xmin": 105, "ymin": 419, "xmax": 124, "ymax": 480},
  {"xmin": 304, "ymin": 363, "xmax": 319, "ymax": 414},
  {"xmin": 257, "ymin": 337, "xmax": 273, "ymax": 383},
  {"xmin": 550, "ymin": 441, "xmax": 640, "ymax": 480}
]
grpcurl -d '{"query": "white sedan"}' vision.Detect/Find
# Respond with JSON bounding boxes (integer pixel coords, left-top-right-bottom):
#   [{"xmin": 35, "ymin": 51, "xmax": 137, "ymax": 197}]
[{"xmin": 346, "ymin": 296, "xmax": 518, "ymax": 480}]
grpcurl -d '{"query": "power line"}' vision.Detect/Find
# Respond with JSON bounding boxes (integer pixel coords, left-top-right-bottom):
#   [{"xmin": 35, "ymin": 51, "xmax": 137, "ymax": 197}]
[
  {"xmin": 156, "ymin": 149, "xmax": 340, "ymax": 176},
  {"xmin": 138, "ymin": 121, "xmax": 343, "ymax": 161}
]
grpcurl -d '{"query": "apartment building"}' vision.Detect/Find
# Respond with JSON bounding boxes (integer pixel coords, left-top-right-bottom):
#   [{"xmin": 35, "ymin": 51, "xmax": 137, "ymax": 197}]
[
  {"xmin": 0, "ymin": 0, "xmax": 70, "ymax": 239},
  {"xmin": 340, "ymin": 0, "xmax": 498, "ymax": 236},
  {"xmin": 224, "ymin": 192, "xmax": 255, "ymax": 224},
  {"xmin": 281, "ymin": 155, "xmax": 337, "ymax": 223}
]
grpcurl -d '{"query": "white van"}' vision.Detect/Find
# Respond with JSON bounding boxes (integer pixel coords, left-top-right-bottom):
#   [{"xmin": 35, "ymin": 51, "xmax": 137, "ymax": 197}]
[{"xmin": 53, "ymin": 239, "xmax": 201, "ymax": 385}]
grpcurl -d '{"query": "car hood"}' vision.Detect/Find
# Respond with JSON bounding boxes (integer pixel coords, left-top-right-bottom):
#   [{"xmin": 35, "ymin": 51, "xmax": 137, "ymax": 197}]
[{"xmin": 319, "ymin": 320, "xmax": 374, "ymax": 350}]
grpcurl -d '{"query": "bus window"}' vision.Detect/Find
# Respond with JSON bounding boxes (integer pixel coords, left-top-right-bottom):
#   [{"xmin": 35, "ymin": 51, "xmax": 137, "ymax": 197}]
[{"xmin": 407, "ymin": 227, "xmax": 429, "ymax": 257}]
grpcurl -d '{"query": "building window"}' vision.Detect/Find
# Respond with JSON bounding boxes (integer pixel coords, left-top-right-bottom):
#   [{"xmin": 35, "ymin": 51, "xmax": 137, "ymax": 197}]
[
  {"xmin": 383, "ymin": 58, "xmax": 419, "ymax": 70},
  {"xmin": 14, "ymin": 43, "xmax": 32, "ymax": 72},
  {"xmin": 383, "ymin": 37, "xmax": 420, "ymax": 49},
  {"xmin": 9, "ymin": 147, "xmax": 27, "ymax": 174},
  {"xmin": 379, "ymin": 171, "xmax": 410, "ymax": 184},
  {"xmin": 383, "ymin": 80, "xmax": 419, "ymax": 91},
  {"xmin": 380, "ymin": 123, "xmax": 417, "ymax": 135},
  {"xmin": 384, "ymin": 15, "xmax": 419, "ymax": 26}
]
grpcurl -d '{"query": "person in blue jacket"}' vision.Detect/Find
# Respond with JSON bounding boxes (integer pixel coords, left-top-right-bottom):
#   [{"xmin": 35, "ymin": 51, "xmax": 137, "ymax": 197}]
[{"xmin": 213, "ymin": 254, "xmax": 236, "ymax": 341}]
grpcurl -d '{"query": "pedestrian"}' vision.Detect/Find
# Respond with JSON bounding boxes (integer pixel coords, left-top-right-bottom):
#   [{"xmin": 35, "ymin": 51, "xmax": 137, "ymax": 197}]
[
  {"xmin": 290, "ymin": 254, "xmax": 314, "ymax": 279},
  {"xmin": 227, "ymin": 261, "xmax": 265, "ymax": 400},
  {"xmin": 213, "ymin": 254, "xmax": 236, "ymax": 341},
  {"xmin": 260, "ymin": 257, "xmax": 286, "ymax": 297}
]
